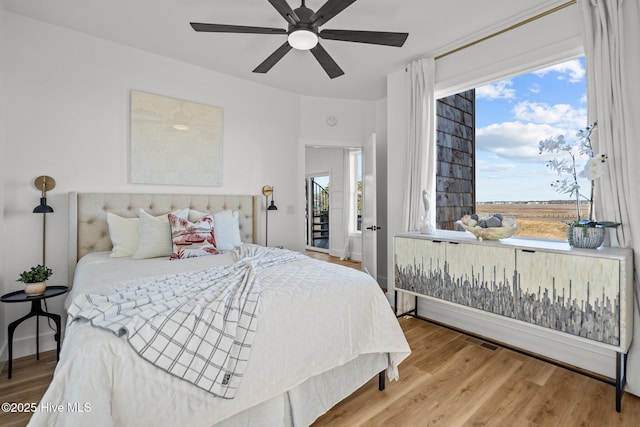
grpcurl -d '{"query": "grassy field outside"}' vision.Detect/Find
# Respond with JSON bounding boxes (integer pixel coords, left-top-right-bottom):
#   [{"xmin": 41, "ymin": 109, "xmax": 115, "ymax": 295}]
[{"xmin": 476, "ymin": 202, "xmax": 588, "ymax": 240}]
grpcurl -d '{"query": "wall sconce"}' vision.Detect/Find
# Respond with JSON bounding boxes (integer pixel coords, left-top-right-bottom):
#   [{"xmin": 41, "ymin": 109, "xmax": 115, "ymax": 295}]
[
  {"xmin": 262, "ymin": 185, "xmax": 278, "ymax": 246},
  {"xmin": 33, "ymin": 175, "xmax": 55, "ymax": 266}
]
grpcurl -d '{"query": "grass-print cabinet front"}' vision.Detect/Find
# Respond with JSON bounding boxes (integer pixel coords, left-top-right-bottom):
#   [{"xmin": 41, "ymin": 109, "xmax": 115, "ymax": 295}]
[
  {"xmin": 395, "ymin": 238, "xmax": 514, "ymax": 316},
  {"xmin": 394, "ymin": 233, "xmax": 633, "ymax": 349},
  {"xmin": 516, "ymin": 250, "xmax": 621, "ymax": 346}
]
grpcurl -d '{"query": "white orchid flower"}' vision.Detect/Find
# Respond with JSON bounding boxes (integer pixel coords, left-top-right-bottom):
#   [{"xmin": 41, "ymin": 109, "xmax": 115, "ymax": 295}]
[
  {"xmin": 579, "ymin": 153, "xmax": 608, "ymax": 180},
  {"xmin": 539, "ymin": 122, "xmax": 603, "ymax": 221}
]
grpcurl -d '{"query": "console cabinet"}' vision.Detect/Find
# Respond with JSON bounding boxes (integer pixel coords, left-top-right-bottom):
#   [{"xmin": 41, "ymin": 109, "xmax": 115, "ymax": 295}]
[{"xmin": 394, "ymin": 231, "xmax": 634, "ymax": 410}]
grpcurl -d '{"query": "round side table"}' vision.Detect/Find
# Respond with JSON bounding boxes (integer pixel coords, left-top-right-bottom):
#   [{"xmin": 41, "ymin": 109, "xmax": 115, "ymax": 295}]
[{"xmin": 1, "ymin": 285, "xmax": 68, "ymax": 379}]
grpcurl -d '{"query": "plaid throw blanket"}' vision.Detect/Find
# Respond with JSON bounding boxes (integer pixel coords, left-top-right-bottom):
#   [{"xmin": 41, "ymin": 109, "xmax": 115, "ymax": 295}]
[{"xmin": 68, "ymin": 246, "xmax": 306, "ymax": 398}]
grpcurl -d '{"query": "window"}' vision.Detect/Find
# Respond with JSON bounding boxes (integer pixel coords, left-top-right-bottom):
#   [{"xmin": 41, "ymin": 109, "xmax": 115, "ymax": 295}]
[{"xmin": 436, "ymin": 56, "xmax": 588, "ymax": 240}]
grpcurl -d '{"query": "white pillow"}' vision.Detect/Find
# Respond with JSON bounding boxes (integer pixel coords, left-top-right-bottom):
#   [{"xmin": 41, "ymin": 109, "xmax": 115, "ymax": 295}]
[
  {"xmin": 188, "ymin": 209, "xmax": 209, "ymax": 222},
  {"xmin": 133, "ymin": 208, "xmax": 189, "ymax": 259},
  {"xmin": 189, "ymin": 209, "xmax": 242, "ymax": 251},
  {"xmin": 214, "ymin": 210, "xmax": 242, "ymax": 251},
  {"xmin": 106, "ymin": 213, "xmax": 139, "ymax": 258}
]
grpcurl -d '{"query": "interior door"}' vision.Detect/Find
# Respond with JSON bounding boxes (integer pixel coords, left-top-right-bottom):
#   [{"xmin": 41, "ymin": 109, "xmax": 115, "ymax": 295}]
[{"xmin": 362, "ymin": 133, "xmax": 377, "ymax": 280}]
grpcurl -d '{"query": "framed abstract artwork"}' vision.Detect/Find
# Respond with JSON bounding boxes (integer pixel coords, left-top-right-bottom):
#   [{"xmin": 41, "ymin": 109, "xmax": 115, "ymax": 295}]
[{"xmin": 130, "ymin": 90, "xmax": 223, "ymax": 186}]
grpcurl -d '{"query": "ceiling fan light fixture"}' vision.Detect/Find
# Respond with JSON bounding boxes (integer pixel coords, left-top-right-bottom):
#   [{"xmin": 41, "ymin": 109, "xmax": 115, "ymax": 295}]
[{"xmin": 288, "ymin": 29, "xmax": 318, "ymax": 50}]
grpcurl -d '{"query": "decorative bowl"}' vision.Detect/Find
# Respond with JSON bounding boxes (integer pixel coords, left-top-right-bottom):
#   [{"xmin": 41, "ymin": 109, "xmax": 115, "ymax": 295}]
[{"xmin": 457, "ymin": 221, "xmax": 519, "ymax": 240}]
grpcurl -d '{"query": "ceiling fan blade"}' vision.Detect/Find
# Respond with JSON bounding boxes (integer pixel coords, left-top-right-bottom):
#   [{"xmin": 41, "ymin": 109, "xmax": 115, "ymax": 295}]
[
  {"xmin": 310, "ymin": 44, "xmax": 344, "ymax": 79},
  {"xmin": 320, "ymin": 29, "xmax": 408, "ymax": 47},
  {"xmin": 253, "ymin": 41, "xmax": 293, "ymax": 73},
  {"xmin": 190, "ymin": 22, "xmax": 287, "ymax": 35},
  {"xmin": 267, "ymin": 0, "xmax": 300, "ymax": 25},
  {"xmin": 310, "ymin": 0, "xmax": 358, "ymax": 27}
]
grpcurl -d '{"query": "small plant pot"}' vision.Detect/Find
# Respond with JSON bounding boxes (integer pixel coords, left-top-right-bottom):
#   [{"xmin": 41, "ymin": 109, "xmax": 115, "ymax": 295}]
[
  {"xmin": 567, "ymin": 224, "xmax": 606, "ymax": 249},
  {"xmin": 24, "ymin": 281, "xmax": 46, "ymax": 296}
]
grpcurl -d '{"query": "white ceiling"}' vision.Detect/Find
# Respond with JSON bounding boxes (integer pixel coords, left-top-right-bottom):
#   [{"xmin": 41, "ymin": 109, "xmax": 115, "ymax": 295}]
[{"xmin": 3, "ymin": 0, "xmax": 566, "ymax": 100}]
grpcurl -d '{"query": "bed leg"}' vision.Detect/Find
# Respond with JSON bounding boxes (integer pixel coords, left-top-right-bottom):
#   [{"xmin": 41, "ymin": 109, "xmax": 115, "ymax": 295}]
[{"xmin": 378, "ymin": 371, "xmax": 385, "ymax": 391}]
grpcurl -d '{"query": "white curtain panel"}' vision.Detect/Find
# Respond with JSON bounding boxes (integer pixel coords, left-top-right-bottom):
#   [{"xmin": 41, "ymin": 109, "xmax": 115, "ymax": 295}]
[
  {"xmin": 396, "ymin": 57, "xmax": 436, "ymax": 314},
  {"xmin": 403, "ymin": 58, "xmax": 436, "ymax": 232},
  {"xmin": 579, "ymin": 0, "xmax": 640, "ymax": 395}
]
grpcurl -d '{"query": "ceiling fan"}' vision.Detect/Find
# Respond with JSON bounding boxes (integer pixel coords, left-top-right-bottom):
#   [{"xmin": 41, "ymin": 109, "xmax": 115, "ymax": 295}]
[{"xmin": 190, "ymin": 0, "xmax": 409, "ymax": 79}]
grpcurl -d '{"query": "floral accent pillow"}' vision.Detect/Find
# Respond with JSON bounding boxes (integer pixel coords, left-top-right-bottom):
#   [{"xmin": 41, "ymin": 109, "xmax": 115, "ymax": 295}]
[{"xmin": 168, "ymin": 214, "xmax": 220, "ymax": 260}]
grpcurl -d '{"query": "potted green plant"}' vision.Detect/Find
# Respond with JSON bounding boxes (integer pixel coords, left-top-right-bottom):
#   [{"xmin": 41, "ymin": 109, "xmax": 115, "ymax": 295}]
[
  {"xmin": 539, "ymin": 122, "xmax": 619, "ymax": 248},
  {"xmin": 17, "ymin": 265, "xmax": 52, "ymax": 296}
]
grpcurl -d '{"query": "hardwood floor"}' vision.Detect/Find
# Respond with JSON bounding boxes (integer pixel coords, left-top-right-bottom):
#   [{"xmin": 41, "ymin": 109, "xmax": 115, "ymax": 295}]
[
  {"xmin": 2, "ymin": 252, "xmax": 639, "ymax": 426},
  {"xmin": 0, "ymin": 350, "xmax": 57, "ymax": 427},
  {"xmin": 305, "ymin": 249, "xmax": 362, "ymax": 270},
  {"xmin": 313, "ymin": 316, "xmax": 640, "ymax": 427}
]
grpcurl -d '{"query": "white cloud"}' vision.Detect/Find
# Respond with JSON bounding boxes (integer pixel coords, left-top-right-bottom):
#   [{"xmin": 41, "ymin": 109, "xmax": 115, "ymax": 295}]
[
  {"xmin": 533, "ymin": 59, "xmax": 585, "ymax": 83},
  {"xmin": 512, "ymin": 101, "xmax": 587, "ymax": 128},
  {"xmin": 476, "ymin": 122, "xmax": 572, "ymax": 163},
  {"xmin": 476, "ymin": 79, "xmax": 516, "ymax": 100},
  {"xmin": 476, "ymin": 159, "xmax": 517, "ymax": 178},
  {"xmin": 529, "ymin": 84, "xmax": 541, "ymax": 94}
]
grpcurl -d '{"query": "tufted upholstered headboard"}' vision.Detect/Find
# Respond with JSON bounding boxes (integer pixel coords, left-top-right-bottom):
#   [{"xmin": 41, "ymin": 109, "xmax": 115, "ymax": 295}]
[{"xmin": 68, "ymin": 192, "xmax": 259, "ymax": 280}]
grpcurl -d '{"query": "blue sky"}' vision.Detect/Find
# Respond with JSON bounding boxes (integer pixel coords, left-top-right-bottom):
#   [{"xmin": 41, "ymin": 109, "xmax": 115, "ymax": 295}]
[{"xmin": 475, "ymin": 57, "xmax": 588, "ymax": 202}]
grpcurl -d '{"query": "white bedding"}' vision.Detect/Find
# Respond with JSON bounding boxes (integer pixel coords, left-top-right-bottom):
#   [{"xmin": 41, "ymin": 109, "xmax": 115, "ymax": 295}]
[{"xmin": 30, "ymin": 249, "xmax": 410, "ymax": 427}]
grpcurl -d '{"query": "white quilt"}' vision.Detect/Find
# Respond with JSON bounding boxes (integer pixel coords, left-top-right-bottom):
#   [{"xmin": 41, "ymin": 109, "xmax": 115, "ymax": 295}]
[
  {"xmin": 29, "ymin": 248, "xmax": 410, "ymax": 427},
  {"xmin": 67, "ymin": 247, "xmax": 305, "ymax": 398}
]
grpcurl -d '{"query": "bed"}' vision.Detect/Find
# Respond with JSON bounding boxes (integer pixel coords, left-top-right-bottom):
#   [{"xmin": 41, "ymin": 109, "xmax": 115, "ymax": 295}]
[{"xmin": 29, "ymin": 192, "xmax": 410, "ymax": 427}]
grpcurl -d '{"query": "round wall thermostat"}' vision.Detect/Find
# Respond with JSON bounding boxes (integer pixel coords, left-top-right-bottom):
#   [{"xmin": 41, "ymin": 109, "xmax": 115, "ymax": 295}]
[{"xmin": 326, "ymin": 115, "xmax": 337, "ymax": 127}]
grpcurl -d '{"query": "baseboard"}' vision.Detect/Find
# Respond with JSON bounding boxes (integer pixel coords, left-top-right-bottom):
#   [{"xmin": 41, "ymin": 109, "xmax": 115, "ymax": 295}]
[
  {"xmin": 377, "ymin": 274, "xmax": 387, "ymax": 289},
  {"xmin": 327, "ymin": 249, "xmax": 362, "ymax": 262},
  {"xmin": 0, "ymin": 342, "xmax": 6, "ymax": 373},
  {"xmin": 2, "ymin": 329, "xmax": 60, "ymax": 362},
  {"xmin": 328, "ymin": 249, "xmax": 341, "ymax": 258}
]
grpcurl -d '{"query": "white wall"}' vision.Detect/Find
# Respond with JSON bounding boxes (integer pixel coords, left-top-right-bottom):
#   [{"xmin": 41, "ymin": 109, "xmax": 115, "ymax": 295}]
[
  {"xmin": 1, "ymin": 12, "xmax": 303, "ymax": 360},
  {"xmin": 375, "ymin": 99, "xmax": 388, "ymax": 287},
  {"xmin": 433, "ymin": 4, "xmax": 583, "ymax": 98},
  {"xmin": 0, "ymin": 5, "xmax": 8, "ymax": 356},
  {"xmin": 299, "ymin": 96, "xmax": 376, "ymax": 147},
  {"xmin": 386, "ymin": 70, "xmax": 409, "ymax": 300}
]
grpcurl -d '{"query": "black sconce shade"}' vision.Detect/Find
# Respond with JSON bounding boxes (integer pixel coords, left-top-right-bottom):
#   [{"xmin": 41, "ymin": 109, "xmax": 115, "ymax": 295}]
[{"xmin": 33, "ymin": 197, "xmax": 54, "ymax": 213}]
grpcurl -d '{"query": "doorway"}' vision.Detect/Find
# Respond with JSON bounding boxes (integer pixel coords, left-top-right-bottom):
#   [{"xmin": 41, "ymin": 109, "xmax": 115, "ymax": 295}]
[
  {"xmin": 304, "ymin": 145, "xmax": 370, "ymax": 266},
  {"xmin": 306, "ymin": 175, "xmax": 330, "ymax": 251},
  {"xmin": 303, "ymin": 138, "xmax": 380, "ymax": 282}
]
